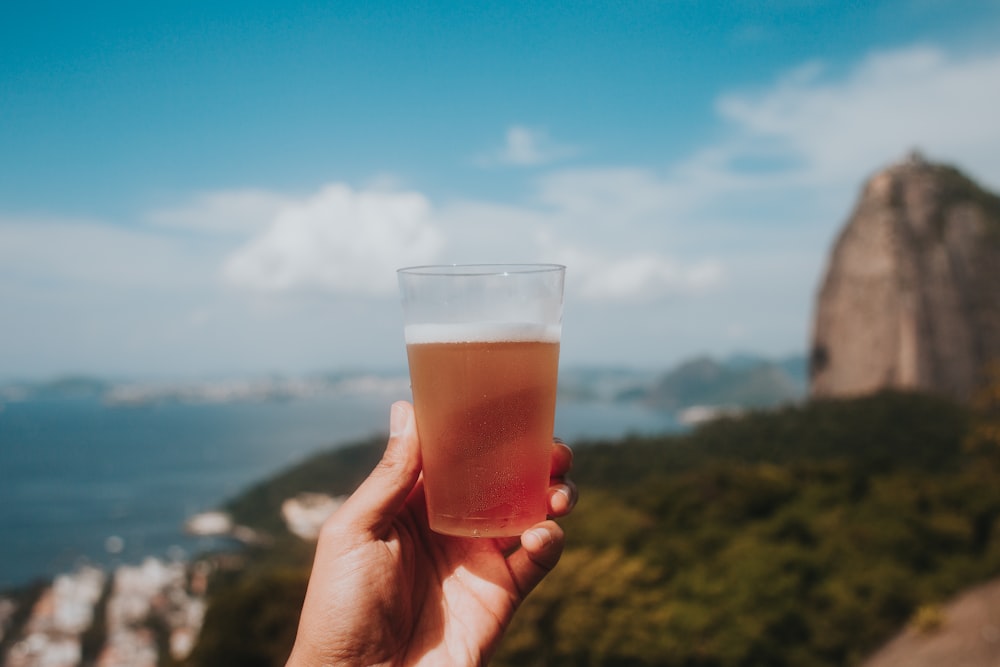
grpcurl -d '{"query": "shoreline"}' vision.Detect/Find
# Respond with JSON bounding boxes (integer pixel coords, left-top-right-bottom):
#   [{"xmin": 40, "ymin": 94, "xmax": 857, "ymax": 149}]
[
  {"xmin": 0, "ymin": 494, "xmax": 344, "ymax": 665},
  {"xmin": 0, "ymin": 556, "xmax": 213, "ymax": 666}
]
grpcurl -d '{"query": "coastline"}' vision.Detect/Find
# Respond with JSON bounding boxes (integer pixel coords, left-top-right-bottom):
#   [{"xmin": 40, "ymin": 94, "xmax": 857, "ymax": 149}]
[
  {"xmin": 1, "ymin": 557, "xmax": 209, "ymax": 666},
  {"xmin": 0, "ymin": 494, "xmax": 344, "ymax": 665}
]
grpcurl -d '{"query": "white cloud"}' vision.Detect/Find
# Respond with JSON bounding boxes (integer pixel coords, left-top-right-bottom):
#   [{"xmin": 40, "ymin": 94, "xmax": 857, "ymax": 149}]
[
  {"xmin": 479, "ymin": 125, "xmax": 579, "ymax": 167},
  {"xmin": 540, "ymin": 243, "xmax": 724, "ymax": 302},
  {"xmin": 145, "ymin": 189, "xmax": 294, "ymax": 235},
  {"xmin": 427, "ymin": 180, "xmax": 724, "ymax": 302},
  {"xmin": 0, "ymin": 216, "xmax": 212, "ymax": 289},
  {"xmin": 504, "ymin": 126, "xmax": 552, "ymax": 165},
  {"xmin": 207, "ymin": 173, "xmax": 723, "ymax": 303},
  {"xmin": 536, "ymin": 168, "xmax": 683, "ymax": 221},
  {"xmin": 711, "ymin": 45, "xmax": 1000, "ymax": 187},
  {"xmin": 581, "ymin": 255, "xmax": 724, "ymax": 302},
  {"xmin": 222, "ymin": 184, "xmax": 445, "ymax": 295}
]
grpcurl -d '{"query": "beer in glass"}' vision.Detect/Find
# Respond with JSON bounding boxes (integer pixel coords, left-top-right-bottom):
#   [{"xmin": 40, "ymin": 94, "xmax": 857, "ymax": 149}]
[{"xmin": 398, "ymin": 264, "xmax": 565, "ymax": 537}]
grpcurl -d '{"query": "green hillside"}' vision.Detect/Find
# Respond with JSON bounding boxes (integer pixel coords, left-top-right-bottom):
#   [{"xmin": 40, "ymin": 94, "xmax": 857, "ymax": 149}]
[
  {"xmin": 618, "ymin": 356, "xmax": 806, "ymax": 410},
  {"xmin": 190, "ymin": 390, "xmax": 1000, "ymax": 667}
]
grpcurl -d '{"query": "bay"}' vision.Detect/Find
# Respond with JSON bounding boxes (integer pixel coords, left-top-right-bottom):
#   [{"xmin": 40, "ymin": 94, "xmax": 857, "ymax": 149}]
[{"xmin": 0, "ymin": 390, "xmax": 676, "ymax": 591}]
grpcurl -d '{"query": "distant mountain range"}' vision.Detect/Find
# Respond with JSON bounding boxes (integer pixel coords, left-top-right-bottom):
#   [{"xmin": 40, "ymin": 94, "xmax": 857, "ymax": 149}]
[
  {"xmin": 1, "ymin": 354, "xmax": 808, "ymax": 414},
  {"xmin": 0, "ymin": 372, "xmax": 410, "ymax": 407},
  {"xmin": 560, "ymin": 354, "xmax": 808, "ymax": 413}
]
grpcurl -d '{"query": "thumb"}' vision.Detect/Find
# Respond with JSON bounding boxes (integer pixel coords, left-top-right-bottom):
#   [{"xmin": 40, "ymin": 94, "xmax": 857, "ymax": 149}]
[
  {"xmin": 506, "ymin": 520, "xmax": 565, "ymax": 601},
  {"xmin": 334, "ymin": 401, "xmax": 422, "ymax": 537}
]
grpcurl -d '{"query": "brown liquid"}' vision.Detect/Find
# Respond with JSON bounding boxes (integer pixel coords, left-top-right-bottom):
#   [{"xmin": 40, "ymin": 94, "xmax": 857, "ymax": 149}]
[{"xmin": 406, "ymin": 339, "xmax": 559, "ymax": 537}]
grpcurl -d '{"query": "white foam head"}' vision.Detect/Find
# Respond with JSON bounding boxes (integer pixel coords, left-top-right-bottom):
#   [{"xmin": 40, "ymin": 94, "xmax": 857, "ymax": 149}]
[{"xmin": 404, "ymin": 322, "xmax": 561, "ymax": 344}]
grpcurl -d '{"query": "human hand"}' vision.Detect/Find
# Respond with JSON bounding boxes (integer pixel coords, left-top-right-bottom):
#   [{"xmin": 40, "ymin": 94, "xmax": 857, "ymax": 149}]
[{"xmin": 286, "ymin": 400, "xmax": 577, "ymax": 667}]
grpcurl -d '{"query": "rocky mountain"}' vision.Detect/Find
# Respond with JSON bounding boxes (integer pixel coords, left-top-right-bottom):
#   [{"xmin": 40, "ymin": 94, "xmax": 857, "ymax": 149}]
[
  {"xmin": 860, "ymin": 578, "xmax": 1000, "ymax": 667},
  {"xmin": 810, "ymin": 152, "xmax": 1000, "ymax": 402},
  {"xmin": 617, "ymin": 355, "xmax": 807, "ymax": 411}
]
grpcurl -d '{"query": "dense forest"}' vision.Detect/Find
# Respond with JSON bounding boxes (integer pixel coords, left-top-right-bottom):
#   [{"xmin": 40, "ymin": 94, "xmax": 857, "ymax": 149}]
[{"xmin": 188, "ymin": 381, "xmax": 1000, "ymax": 667}]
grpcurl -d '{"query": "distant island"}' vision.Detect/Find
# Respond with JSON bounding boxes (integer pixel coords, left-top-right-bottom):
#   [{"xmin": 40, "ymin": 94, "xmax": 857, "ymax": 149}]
[{"xmin": 609, "ymin": 354, "xmax": 806, "ymax": 413}]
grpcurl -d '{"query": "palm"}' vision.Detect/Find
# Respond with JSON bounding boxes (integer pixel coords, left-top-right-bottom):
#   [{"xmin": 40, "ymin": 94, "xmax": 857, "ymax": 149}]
[
  {"xmin": 287, "ymin": 402, "xmax": 572, "ymax": 667},
  {"xmin": 384, "ymin": 487, "xmax": 527, "ymax": 665}
]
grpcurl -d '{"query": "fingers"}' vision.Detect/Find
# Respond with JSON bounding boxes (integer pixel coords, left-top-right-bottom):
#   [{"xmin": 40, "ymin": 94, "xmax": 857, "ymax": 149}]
[
  {"xmin": 330, "ymin": 401, "xmax": 422, "ymax": 538},
  {"xmin": 550, "ymin": 438, "xmax": 573, "ymax": 477},
  {"xmin": 548, "ymin": 438, "xmax": 577, "ymax": 517},
  {"xmin": 547, "ymin": 481, "xmax": 577, "ymax": 517},
  {"xmin": 506, "ymin": 520, "xmax": 565, "ymax": 599},
  {"xmin": 509, "ymin": 440, "xmax": 574, "ymax": 593}
]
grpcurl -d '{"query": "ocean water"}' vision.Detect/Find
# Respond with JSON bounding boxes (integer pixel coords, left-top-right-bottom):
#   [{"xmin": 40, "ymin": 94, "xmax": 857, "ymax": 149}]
[{"xmin": 0, "ymin": 391, "xmax": 677, "ymax": 591}]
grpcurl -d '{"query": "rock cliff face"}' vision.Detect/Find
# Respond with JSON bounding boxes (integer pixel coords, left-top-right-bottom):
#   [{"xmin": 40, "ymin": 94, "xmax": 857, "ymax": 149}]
[
  {"xmin": 860, "ymin": 578, "xmax": 1000, "ymax": 667},
  {"xmin": 810, "ymin": 153, "xmax": 1000, "ymax": 402}
]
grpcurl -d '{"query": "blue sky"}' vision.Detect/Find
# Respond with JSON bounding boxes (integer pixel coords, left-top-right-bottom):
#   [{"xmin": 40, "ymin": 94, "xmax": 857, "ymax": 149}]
[{"xmin": 2, "ymin": 0, "xmax": 1000, "ymax": 378}]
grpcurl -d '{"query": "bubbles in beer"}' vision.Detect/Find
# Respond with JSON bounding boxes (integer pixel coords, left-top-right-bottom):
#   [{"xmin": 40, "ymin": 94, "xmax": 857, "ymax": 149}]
[
  {"xmin": 406, "ymin": 331, "xmax": 558, "ymax": 537},
  {"xmin": 404, "ymin": 322, "xmax": 561, "ymax": 345}
]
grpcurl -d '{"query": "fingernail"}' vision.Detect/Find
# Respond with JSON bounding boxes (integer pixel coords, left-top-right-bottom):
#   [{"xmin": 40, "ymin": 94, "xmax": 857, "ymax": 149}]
[
  {"xmin": 390, "ymin": 402, "xmax": 409, "ymax": 437},
  {"xmin": 554, "ymin": 484, "xmax": 573, "ymax": 508},
  {"xmin": 524, "ymin": 526, "xmax": 553, "ymax": 551}
]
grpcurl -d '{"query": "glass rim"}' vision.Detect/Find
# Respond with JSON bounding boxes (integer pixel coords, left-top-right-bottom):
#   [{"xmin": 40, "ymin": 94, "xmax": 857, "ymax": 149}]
[{"xmin": 397, "ymin": 263, "xmax": 565, "ymax": 277}]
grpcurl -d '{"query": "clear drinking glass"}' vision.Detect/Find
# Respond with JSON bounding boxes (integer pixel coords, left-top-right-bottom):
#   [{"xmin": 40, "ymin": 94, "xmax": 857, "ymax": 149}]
[{"xmin": 398, "ymin": 264, "xmax": 565, "ymax": 537}]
